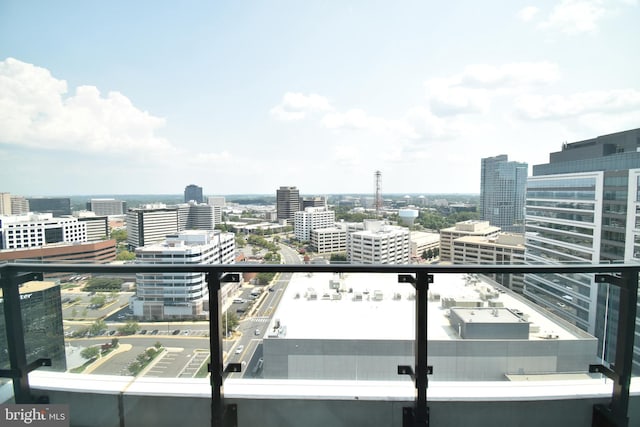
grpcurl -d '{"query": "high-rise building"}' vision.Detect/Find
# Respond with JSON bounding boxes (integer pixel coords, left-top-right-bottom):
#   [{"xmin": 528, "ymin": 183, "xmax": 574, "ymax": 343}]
[
  {"xmin": 523, "ymin": 127, "xmax": 640, "ymax": 372},
  {"xmin": 276, "ymin": 186, "xmax": 300, "ymax": 223},
  {"xmin": 184, "ymin": 184, "xmax": 204, "ymax": 203},
  {"xmin": 347, "ymin": 220, "xmax": 410, "ymax": 264},
  {"xmin": 480, "ymin": 155, "xmax": 528, "ymax": 233},
  {"xmin": 131, "ymin": 230, "xmax": 235, "ymax": 320},
  {"xmin": 27, "ymin": 197, "xmax": 71, "ymax": 216},
  {"xmin": 294, "ymin": 207, "xmax": 335, "ymax": 241},
  {"xmin": 0, "ymin": 193, "xmax": 11, "ymax": 215},
  {"xmin": 86, "ymin": 198, "xmax": 126, "ymax": 216}
]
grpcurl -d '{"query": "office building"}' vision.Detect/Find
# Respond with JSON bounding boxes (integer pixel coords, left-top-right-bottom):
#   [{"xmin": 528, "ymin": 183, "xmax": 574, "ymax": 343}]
[
  {"xmin": 0, "ymin": 213, "xmax": 86, "ymax": 250},
  {"xmin": 10, "ymin": 195, "xmax": 29, "ymax": 215},
  {"xmin": 276, "ymin": 186, "xmax": 300, "ymax": 224},
  {"xmin": 207, "ymin": 196, "xmax": 225, "ymax": 224},
  {"xmin": 347, "ymin": 220, "xmax": 410, "ymax": 264},
  {"xmin": 0, "ymin": 193, "xmax": 11, "ymax": 215},
  {"xmin": 0, "ymin": 281, "xmax": 66, "ymax": 372},
  {"xmin": 311, "ymin": 224, "xmax": 348, "ymax": 254},
  {"xmin": 409, "ymin": 231, "xmax": 440, "ymax": 259},
  {"xmin": 27, "ymin": 197, "xmax": 71, "ymax": 216},
  {"xmin": 126, "ymin": 203, "xmax": 220, "ymax": 249},
  {"xmin": 452, "ymin": 233, "xmax": 525, "ymax": 293},
  {"xmin": 294, "ymin": 207, "xmax": 335, "ymax": 241},
  {"xmin": 185, "ymin": 202, "xmax": 216, "ymax": 230},
  {"xmin": 184, "ymin": 184, "xmax": 204, "ymax": 203},
  {"xmin": 439, "ymin": 221, "xmax": 500, "ymax": 262},
  {"xmin": 126, "ymin": 206, "xmax": 180, "ymax": 249},
  {"xmin": 262, "ymin": 272, "xmax": 596, "ymax": 381},
  {"xmin": 523, "ymin": 128, "xmax": 640, "ymax": 371},
  {"xmin": 131, "ymin": 230, "xmax": 235, "ymax": 320},
  {"xmin": 480, "ymin": 155, "xmax": 528, "ymax": 232},
  {"xmin": 302, "ymin": 196, "xmax": 326, "ymax": 209},
  {"xmin": 86, "ymin": 198, "xmax": 126, "ymax": 216},
  {"xmin": 77, "ymin": 215, "xmax": 109, "ymax": 242}
]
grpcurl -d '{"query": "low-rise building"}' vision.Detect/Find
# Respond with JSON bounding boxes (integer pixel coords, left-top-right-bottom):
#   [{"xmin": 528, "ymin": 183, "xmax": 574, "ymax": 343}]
[
  {"xmin": 439, "ymin": 220, "xmax": 500, "ymax": 262},
  {"xmin": 409, "ymin": 231, "xmax": 440, "ymax": 259},
  {"xmin": 262, "ymin": 272, "xmax": 597, "ymax": 381},
  {"xmin": 452, "ymin": 233, "xmax": 526, "ymax": 293},
  {"xmin": 294, "ymin": 207, "xmax": 335, "ymax": 242}
]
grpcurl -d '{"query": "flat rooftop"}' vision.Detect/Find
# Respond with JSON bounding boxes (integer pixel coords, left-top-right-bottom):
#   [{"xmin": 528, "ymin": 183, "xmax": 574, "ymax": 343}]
[{"xmin": 266, "ymin": 273, "xmax": 591, "ymax": 342}]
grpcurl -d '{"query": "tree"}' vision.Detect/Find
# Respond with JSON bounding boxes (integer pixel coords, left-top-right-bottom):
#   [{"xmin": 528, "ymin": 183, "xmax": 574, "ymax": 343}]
[
  {"xmin": 110, "ymin": 228, "xmax": 127, "ymax": 243},
  {"xmin": 255, "ymin": 272, "xmax": 275, "ymax": 285},
  {"xmin": 235, "ymin": 235, "xmax": 247, "ymax": 247},
  {"xmin": 223, "ymin": 312, "xmax": 239, "ymax": 334},
  {"xmin": 84, "ymin": 277, "xmax": 124, "ymax": 292},
  {"xmin": 118, "ymin": 320, "xmax": 139, "ymax": 336},
  {"xmin": 330, "ymin": 253, "xmax": 347, "ymax": 263},
  {"xmin": 116, "ymin": 250, "xmax": 136, "ymax": 261},
  {"xmin": 89, "ymin": 319, "xmax": 107, "ymax": 336},
  {"xmin": 421, "ymin": 250, "xmax": 429, "ymax": 260},
  {"xmin": 111, "ymin": 338, "xmax": 120, "ymax": 348},
  {"xmin": 90, "ymin": 294, "xmax": 106, "ymax": 308},
  {"xmin": 81, "ymin": 346, "xmax": 100, "ymax": 361}
]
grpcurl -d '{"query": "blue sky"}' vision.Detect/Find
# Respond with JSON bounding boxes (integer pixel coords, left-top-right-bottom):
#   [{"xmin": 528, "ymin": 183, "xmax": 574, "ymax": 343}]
[{"xmin": 1, "ymin": 0, "xmax": 639, "ymax": 196}]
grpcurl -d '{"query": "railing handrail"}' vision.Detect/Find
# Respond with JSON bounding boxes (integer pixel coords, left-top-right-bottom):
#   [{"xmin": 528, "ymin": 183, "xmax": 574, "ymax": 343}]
[{"xmin": 1, "ymin": 261, "xmax": 640, "ymax": 275}]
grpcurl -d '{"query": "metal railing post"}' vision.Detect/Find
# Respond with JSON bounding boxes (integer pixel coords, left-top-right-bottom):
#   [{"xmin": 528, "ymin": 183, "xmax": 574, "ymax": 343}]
[
  {"xmin": 207, "ymin": 271, "xmax": 225, "ymax": 427},
  {"xmin": 414, "ymin": 271, "xmax": 431, "ymax": 427},
  {"xmin": 592, "ymin": 269, "xmax": 639, "ymax": 427}
]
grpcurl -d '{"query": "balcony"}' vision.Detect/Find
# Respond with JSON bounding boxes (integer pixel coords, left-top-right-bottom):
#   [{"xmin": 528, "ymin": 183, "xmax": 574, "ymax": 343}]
[{"xmin": 1, "ymin": 262, "xmax": 639, "ymax": 427}]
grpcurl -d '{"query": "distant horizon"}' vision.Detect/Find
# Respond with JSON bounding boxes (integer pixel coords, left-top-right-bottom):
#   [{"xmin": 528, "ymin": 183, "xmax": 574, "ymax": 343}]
[{"xmin": 25, "ymin": 192, "xmax": 480, "ymax": 199}]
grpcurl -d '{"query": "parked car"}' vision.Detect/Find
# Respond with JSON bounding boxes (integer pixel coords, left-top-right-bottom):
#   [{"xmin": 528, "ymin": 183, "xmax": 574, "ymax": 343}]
[{"xmin": 235, "ymin": 345, "xmax": 244, "ymax": 354}]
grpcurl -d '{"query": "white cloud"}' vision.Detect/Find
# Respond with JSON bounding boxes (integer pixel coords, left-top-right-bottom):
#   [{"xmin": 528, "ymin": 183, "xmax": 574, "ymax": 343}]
[
  {"xmin": 424, "ymin": 62, "xmax": 560, "ymax": 116},
  {"xmin": 538, "ymin": 0, "xmax": 606, "ymax": 34},
  {"xmin": 0, "ymin": 57, "xmax": 172, "ymax": 154},
  {"xmin": 270, "ymin": 92, "xmax": 333, "ymax": 121},
  {"xmin": 518, "ymin": 6, "xmax": 540, "ymax": 22},
  {"xmin": 515, "ymin": 88, "xmax": 640, "ymax": 119},
  {"xmin": 321, "ymin": 109, "xmax": 419, "ymax": 139},
  {"xmin": 190, "ymin": 150, "xmax": 233, "ymax": 165}
]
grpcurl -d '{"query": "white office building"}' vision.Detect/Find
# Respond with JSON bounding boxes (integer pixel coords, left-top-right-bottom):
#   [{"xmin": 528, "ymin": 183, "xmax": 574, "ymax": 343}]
[
  {"xmin": 347, "ymin": 220, "xmax": 410, "ymax": 264},
  {"xmin": 131, "ymin": 230, "xmax": 235, "ymax": 320},
  {"xmin": 311, "ymin": 224, "xmax": 348, "ymax": 254},
  {"xmin": 294, "ymin": 207, "xmax": 335, "ymax": 241},
  {"xmin": 0, "ymin": 213, "xmax": 87, "ymax": 250}
]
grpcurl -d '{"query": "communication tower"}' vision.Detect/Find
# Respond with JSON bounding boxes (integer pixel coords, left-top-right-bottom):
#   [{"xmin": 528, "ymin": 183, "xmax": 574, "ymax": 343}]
[{"xmin": 374, "ymin": 170, "xmax": 382, "ymax": 216}]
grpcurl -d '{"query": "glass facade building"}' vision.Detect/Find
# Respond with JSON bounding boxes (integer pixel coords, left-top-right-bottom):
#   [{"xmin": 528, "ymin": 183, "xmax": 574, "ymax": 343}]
[
  {"xmin": 524, "ymin": 127, "xmax": 640, "ymax": 372},
  {"xmin": 480, "ymin": 155, "xmax": 528, "ymax": 233}
]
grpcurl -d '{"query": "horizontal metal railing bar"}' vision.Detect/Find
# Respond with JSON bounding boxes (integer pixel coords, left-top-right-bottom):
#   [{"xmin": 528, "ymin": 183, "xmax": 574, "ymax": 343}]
[{"xmin": 1, "ymin": 262, "xmax": 639, "ymax": 275}]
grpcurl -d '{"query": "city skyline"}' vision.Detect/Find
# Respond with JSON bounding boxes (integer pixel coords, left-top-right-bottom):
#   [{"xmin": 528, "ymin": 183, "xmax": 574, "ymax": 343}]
[{"xmin": 1, "ymin": 1, "xmax": 639, "ymax": 195}]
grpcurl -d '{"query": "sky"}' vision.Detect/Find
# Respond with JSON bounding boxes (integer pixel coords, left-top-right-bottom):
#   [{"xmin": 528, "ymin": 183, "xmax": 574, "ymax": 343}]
[{"xmin": 0, "ymin": 0, "xmax": 639, "ymax": 197}]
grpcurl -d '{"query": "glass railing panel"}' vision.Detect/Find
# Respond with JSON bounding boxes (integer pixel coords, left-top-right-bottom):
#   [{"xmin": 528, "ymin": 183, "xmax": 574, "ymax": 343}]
[{"xmin": 244, "ymin": 270, "xmax": 415, "ymax": 382}]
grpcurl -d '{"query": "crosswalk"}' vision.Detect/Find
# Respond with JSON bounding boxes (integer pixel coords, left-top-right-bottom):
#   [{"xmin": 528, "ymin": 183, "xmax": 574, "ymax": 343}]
[{"xmin": 252, "ymin": 317, "xmax": 270, "ymax": 323}]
